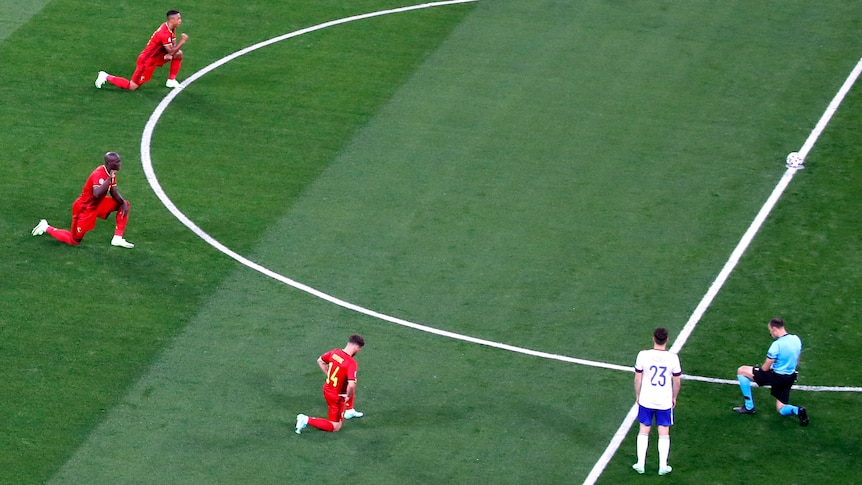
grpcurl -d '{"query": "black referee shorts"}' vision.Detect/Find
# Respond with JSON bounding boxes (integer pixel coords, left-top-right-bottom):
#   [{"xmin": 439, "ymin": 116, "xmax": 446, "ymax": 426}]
[{"xmin": 753, "ymin": 367, "xmax": 798, "ymax": 404}]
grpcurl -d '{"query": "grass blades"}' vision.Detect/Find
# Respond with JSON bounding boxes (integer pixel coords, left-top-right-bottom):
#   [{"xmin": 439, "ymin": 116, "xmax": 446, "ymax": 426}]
[{"xmin": 1, "ymin": 0, "xmax": 860, "ymax": 483}]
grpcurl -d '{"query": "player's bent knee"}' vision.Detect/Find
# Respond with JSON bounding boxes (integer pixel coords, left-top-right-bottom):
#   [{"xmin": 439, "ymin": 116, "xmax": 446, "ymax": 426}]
[{"xmin": 175, "ymin": 50, "xmax": 183, "ymax": 59}]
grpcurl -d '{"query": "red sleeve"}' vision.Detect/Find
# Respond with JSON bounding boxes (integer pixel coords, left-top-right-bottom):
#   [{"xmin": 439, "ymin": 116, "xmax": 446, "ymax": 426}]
[
  {"xmin": 345, "ymin": 358, "xmax": 358, "ymax": 381},
  {"xmin": 85, "ymin": 167, "xmax": 113, "ymax": 196},
  {"xmin": 156, "ymin": 25, "xmax": 174, "ymax": 48},
  {"xmin": 139, "ymin": 24, "xmax": 174, "ymax": 61},
  {"xmin": 86, "ymin": 169, "xmax": 101, "ymax": 194}
]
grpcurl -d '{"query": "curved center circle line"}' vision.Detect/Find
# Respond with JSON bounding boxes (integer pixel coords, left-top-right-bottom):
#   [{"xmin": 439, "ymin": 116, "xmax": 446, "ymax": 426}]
[
  {"xmin": 140, "ymin": 2, "xmax": 862, "ymax": 394},
  {"xmin": 139, "ymin": 0, "xmax": 629, "ymax": 373}
]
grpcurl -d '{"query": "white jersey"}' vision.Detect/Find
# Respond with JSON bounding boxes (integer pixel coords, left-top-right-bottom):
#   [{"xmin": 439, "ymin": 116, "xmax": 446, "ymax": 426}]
[{"xmin": 635, "ymin": 349, "xmax": 682, "ymax": 410}]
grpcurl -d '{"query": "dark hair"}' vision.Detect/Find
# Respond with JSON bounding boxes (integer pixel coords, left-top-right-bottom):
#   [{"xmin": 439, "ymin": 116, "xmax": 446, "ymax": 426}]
[
  {"xmin": 167, "ymin": 10, "xmax": 181, "ymax": 18},
  {"xmin": 653, "ymin": 327, "xmax": 669, "ymax": 345},
  {"xmin": 769, "ymin": 317, "xmax": 785, "ymax": 329},
  {"xmin": 349, "ymin": 334, "xmax": 365, "ymax": 347}
]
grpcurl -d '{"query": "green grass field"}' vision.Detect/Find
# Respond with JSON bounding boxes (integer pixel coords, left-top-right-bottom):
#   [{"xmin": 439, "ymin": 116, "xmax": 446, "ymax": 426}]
[{"xmin": 2, "ymin": 0, "xmax": 862, "ymax": 483}]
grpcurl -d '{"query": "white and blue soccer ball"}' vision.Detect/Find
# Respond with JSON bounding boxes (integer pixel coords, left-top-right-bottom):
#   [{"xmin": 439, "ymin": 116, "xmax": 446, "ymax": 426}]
[{"xmin": 786, "ymin": 151, "xmax": 804, "ymax": 169}]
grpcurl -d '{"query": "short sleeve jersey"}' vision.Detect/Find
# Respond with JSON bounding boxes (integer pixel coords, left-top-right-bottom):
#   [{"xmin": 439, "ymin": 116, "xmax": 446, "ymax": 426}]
[
  {"xmin": 138, "ymin": 23, "xmax": 176, "ymax": 63},
  {"xmin": 634, "ymin": 349, "xmax": 682, "ymax": 410},
  {"xmin": 75, "ymin": 165, "xmax": 115, "ymax": 210},
  {"xmin": 766, "ymin": 334, "xmax": 802, "ymax": 375},
  {"xmin": 320, "ymin": 348, "xmax": 357, "ymax": 395}
]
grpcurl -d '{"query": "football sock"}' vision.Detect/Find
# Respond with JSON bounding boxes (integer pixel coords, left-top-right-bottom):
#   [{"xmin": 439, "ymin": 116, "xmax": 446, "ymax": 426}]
[
  {"xmin": 780, "ymin": 404, "xmax": 798, "ymax": 416},
  {"xmin": 658, "ymin": 435, "xmax": 670, "ymax": 468},
  {"xmin": 114, "ymin": 203, "xmax": 129, "ymax": 236},
  {"xmin": 346, "ymin": 395, "xmax": 355, "ymax": 410},
  {"xmin": 168, "ymin": 57, "xmax": 182, "ymax": 80},
  {"xmin": 46, "ymin": 227, "xmax": 80, "ymax": 245},
  {"xmin": 737, "ymin": 375, "xmax": 754, "ymax": 409},
  {"xmin": 635, "ymin": 433, "xmax": 648, "ymax": 467},
  {"xmin": 308, "ymin": 417, "xmax": 335, "ymax": 432},
  {"xmin": 106, "ymin": 75, "xmax": 131, "ymax": 90}
]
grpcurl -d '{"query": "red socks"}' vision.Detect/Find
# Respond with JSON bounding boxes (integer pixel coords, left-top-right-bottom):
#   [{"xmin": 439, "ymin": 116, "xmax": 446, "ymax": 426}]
[
  {"xmin": 308, "ymin": 417, "xmax": 335, "ymax": 432},
  {"xmin": 46, "ymin": 227, "xmax": 80, "ymax": 245},
  {"xmin": 168, "ymin": 57, "xmax": 182, "ymax": 80},
  {"xmin": 114, "ymin": 202, "xmax": 129, "ymax": 236},
  {"xmin": 106, "ymin": 75, "xmax": 131, "ymax": 90}
]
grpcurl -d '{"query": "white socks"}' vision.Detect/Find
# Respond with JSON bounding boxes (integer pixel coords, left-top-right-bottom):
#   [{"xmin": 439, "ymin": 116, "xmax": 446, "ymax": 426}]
[
  {"xmin": 637, "ymin": 433, "xmax": 671, "ymax": 469},
  {"xmin": 635, "ymin": 433, "xmax": 649, "ymax": 466},
  {"xmin": 658, "ymin": 434, "xmax": 671, "ymax": 468}
]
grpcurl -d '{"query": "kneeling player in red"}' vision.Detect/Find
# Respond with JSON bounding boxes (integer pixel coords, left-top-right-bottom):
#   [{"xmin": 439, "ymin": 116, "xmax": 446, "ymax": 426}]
[
  {"xmin": 296, "ymin": 335, "xmax": 365, "ymax": 434},
  {"xmin": 95, "ymin": 10, "xmax": 188, "ymax": 91},
  {"xmin": 32, "ymin": 151, "xmax": 134, "ymax": 248}
]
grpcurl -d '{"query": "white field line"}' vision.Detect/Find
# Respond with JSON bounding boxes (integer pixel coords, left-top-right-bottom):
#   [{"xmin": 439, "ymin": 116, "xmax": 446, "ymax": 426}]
[
  {"xmin": 142, "ymin": 0, "xmax": 633, "ymax": 372},
  {"xmin": 681, "ymin": 374, "xmax": 862, "ymax": 393},
  {"xmin": 583, "ymin": 56, "xmax": 862, "ymax": 485},
  {"xmin": 141, "ymin": 2, "xmax": 862, "ymax": 397},
  {"xmin": 137, "ymin": 5, "xmax": 862, "ymax": 482}
]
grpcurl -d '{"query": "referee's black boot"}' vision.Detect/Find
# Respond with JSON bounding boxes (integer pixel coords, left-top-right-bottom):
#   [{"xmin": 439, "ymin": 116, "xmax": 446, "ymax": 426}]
[
  {"xmin": 798, "ymin": 407, "xmax": 809, "ymax": 426},
  {"xmin": 732, "ymin": 405, "xmax": 756, "ymax": 414}
]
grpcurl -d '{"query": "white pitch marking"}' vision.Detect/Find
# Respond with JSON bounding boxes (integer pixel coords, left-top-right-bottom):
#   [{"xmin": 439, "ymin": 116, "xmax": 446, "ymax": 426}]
[
  {"xmin": 136, "ymin": 6, "xmax": 862, "ymax": 482},
  {"xmin": 583, "ymin": 56, "xmax": 862, "ymax": 485},
  {"xmin": 140, "ymin": 3, "xmax": 862, "ymax": 396},
  {"xmin": 141, "ymin": 0, "xmax": 636, "ymax": 373}
]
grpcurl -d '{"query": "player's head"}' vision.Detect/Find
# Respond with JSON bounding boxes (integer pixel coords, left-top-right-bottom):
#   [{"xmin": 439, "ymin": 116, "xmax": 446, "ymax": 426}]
[
  {"xmin": 104, "ymin": 152, "xmax": 121, "ymax": 171},
  {"xmin": 166, "ymin": 10, "xmax": 182, "ymax": 27},
  {"xmin": 653, "ymin": 327, "xmax": 669, "ymax": 346},
  {"xmin": 768, "ymin": 317, "xmax": 787, "ymax": 337},
  {"xmin": 348, "ymin": 334, "xmax": 365, "ymax": 348},
  {"xmin": 345, "ymin": 334, "xmax": 365, "ymax": 355}
]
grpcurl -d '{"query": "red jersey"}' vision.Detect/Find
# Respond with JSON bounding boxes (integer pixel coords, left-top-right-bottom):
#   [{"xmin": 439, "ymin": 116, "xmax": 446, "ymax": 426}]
[
  {"xmin": 137, "ymin": 23, "xmax": 176, "ymax": 63},
  {"xmin": 75, "ymin": 165, "xmax": 115, "ymax": 211},
  {"xmin": 320, "ymin": 348, "xmax": 358, "ymax": 395}
]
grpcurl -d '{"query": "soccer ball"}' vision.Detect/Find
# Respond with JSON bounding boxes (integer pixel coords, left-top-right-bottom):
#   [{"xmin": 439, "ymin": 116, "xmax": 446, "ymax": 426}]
[{"xmin": 785, "ymin": 152, "xmax": 804, "ymax": 169}]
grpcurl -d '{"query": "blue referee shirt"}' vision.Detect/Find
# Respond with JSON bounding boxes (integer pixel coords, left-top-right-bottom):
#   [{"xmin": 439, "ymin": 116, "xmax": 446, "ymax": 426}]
[{"xmin": 766, "ymin": 334, "xmax": 802, "ymax": 375}]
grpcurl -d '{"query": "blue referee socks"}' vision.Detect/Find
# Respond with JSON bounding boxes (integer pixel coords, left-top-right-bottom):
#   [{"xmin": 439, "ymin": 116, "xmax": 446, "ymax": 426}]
[
  {"xmin": 780, "ymin": 404, "xmax": 799, "ymax": 416},
  {"xmin": 737, "ymin": 375, "xmax": 754, "ymax": 410}
]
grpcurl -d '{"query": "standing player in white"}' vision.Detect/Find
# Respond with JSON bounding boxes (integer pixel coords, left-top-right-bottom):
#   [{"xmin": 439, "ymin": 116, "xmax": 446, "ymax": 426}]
[{"xmin": 632, "ymin": 327, "xmax": 681, "ymax": 476}]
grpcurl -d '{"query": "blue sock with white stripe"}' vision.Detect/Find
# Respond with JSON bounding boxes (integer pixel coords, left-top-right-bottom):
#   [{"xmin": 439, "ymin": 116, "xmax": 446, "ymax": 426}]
[
  {"xmin": 780, "ymin": 404, "xmax": 798, "ymax": 416},
  {"xmin": 737, "ymin": 375, "xmax": 754, "ymax": 410}
]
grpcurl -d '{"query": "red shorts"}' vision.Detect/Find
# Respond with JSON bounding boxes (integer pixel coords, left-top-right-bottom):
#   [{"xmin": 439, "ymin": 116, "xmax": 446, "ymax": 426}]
[
  {"xmin": 132, "ymin": 56, "xmax": 169, "ymax": 86},
  {"xmin": 323, "ymin": 388, "xmax": 347, "ymax": 422},
  {"xmin": 70, "ymin": 197, "xmax": 121, "ymax": 240}
]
